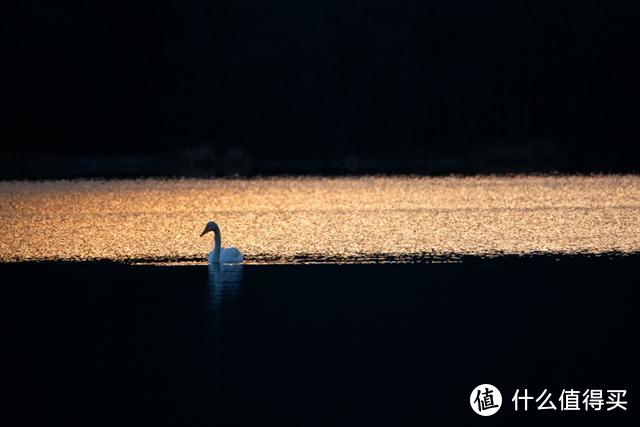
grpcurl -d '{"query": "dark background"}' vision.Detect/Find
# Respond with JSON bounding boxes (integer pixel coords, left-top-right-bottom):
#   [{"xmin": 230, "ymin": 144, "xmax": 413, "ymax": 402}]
[{"xmin": 2, "ymin": 0, "xmax": 639, "ymax": 175}]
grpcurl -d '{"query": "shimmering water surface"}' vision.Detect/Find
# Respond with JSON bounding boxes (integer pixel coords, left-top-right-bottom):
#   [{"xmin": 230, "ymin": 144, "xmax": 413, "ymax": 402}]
[{"xmin": 1, "ymin": 175, "xmax": 639, "ymax": 263}]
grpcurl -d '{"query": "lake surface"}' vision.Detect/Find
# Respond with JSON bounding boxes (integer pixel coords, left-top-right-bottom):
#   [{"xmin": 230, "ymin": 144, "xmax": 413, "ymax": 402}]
[
  {"xmin": 2, "ymin": 175, "xmax": 639, "ymax": 263},
  {"xmin": 4, "ymin": 175, "xmax": 638, "ymax": 425},
  {"xmin": 5, "ymin": 257, "xmax": 637, "ymax": 426}
]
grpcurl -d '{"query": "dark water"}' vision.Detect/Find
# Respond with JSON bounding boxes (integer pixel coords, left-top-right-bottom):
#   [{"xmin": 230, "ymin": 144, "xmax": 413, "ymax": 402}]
[{"xmin": 5, "ymin": 256, "xmax": 637, "ymax": 426}]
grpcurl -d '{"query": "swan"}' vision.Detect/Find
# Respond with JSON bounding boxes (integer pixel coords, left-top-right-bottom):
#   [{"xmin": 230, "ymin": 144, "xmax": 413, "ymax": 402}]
[{"xmin": 200, "ymin": 220, "xmax": 244, "ymax": 264}]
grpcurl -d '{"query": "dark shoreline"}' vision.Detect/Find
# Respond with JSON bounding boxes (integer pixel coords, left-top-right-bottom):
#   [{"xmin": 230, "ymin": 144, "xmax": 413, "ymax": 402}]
[{"xmin": 2, "ymin": 149, "xmax": 638, "ymax": 180}]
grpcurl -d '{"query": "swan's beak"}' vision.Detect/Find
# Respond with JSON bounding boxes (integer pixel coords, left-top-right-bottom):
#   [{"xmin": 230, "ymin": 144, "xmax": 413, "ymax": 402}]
[{"xmin": 200, "ymin": 228, "xmax": 210, "ymax": 237}]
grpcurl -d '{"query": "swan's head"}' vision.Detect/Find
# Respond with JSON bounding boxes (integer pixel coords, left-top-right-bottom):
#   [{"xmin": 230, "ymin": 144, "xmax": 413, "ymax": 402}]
[{"xmin": 200, "ymin": 221, "xmax": 218, "ymax": 237}]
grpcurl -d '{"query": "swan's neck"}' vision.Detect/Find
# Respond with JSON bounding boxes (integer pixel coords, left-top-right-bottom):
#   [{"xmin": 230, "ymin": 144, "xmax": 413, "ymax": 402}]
[{"xmin": 212, "ymin": 223, "xmax": 222, "ymax": 263}]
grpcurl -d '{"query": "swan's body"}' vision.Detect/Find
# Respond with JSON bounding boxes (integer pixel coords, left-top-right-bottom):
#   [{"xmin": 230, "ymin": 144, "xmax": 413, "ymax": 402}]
[
  {"xmin": 209, "ymin": 247, "xmax": 244, "ymax": 264},
  {"xmin": 200, "ymin": 221, "xmax": 244, "ymax": 264}
]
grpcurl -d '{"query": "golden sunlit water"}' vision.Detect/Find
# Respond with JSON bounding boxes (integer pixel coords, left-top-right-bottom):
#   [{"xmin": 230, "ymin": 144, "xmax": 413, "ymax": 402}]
[{"xmin": 1, "ymin": 175, "xmax": 639, "ymax": 264}]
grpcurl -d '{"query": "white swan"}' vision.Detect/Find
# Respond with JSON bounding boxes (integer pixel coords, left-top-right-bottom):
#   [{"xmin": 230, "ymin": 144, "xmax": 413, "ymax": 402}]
[{"xmin": 200, "ymin": 221, "xmax": 244, "ymax": 264}]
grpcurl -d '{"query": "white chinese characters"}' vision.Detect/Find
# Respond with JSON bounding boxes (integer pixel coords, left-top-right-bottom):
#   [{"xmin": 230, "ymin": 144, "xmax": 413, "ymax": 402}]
[{"xmin": 512, "ymin": 389, "xmax": 627, "ymax": 412}]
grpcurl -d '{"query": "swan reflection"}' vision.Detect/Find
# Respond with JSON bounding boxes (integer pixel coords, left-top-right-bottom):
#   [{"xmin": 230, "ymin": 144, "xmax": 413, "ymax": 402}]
[
  {"xmin": 205, "ymin": 262, "xmax": 243, "ymax": 391},
  {"xmin": 207, "ymin": 263, "xmax": 243, "ymax": 327}
]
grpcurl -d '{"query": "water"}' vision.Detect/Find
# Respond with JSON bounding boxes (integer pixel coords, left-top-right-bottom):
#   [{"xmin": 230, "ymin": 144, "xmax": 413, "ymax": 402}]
[
  {"xmin": 2, "ymin": 175, "xmax": 639, "ymax": 263},
  {"xmin": 4, "ymin": 175, "xmax": 638, "ymax": 426},
  {"xmin": 5, "ymin": 257, "xmax": 637, "ymax": 426}
]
